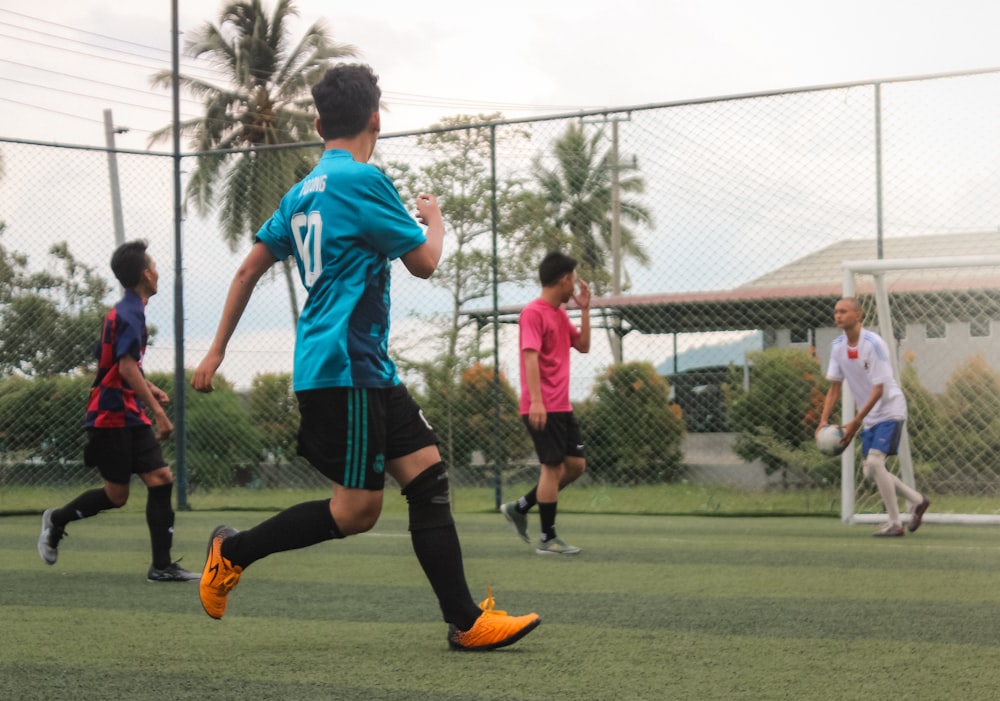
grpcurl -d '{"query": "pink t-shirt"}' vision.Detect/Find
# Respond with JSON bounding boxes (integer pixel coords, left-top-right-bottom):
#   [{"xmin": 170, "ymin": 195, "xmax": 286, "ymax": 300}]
[{"xmin": 518, "ymin": 297, "xmax": 580, "ymax": 414}]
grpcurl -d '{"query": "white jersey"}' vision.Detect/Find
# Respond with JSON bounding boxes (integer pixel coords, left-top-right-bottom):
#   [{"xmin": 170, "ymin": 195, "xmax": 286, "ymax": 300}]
[{"xmin": 826, "ymin": 328, "xmax": 907, "ymax": 426}]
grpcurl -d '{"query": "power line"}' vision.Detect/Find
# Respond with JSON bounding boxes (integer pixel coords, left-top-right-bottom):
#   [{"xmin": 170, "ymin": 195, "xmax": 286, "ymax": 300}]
[
  {"xmin": 0, "ymin": 18, "xmax": 221, "ymax": 82},
  {"xmin": 0, "ymin": 8, "xmax": 590, "ymax": 117},
  {"xmin": 0, "ymin": 58, "xmax": 203, "ymax": 110},
  {"xmin": 0, "ymin": 7, "xmax": 172, "ymax": 57},
  {"xmin": 0, "ymin": 7, "xmax": 599, "ymax": 141},
  {"xmin": 0, "ymin": 94, "xmax": 132, "ymax": 130},
  {"xmin": 383, "ymin": 90, "xmax": 595, "ymax": 113},
  {"xmin": 0, "ymin": 75, "xmax": 176, "ymax": 116}
]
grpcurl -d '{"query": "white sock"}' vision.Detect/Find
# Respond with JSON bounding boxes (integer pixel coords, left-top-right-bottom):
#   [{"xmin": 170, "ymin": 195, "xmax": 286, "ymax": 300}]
[{"xmin": 865, "ymin": 451, "xmax": 901, "ymax": 525}]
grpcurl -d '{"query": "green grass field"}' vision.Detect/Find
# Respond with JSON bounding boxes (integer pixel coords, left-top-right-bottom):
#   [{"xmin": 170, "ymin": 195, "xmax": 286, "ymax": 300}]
[{"xmin": 3, "ymin": 500, "xmax": 1000, "ymax": 700}]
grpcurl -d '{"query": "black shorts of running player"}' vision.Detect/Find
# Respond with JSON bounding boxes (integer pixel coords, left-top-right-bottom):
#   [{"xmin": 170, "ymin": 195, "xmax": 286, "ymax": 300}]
[
  {"xmin": 295, "ymin": 384, "xmax": 438, "ymax": 490},
  {"xmin": 83, "ymin": 426, "xmax": 167, "ymax": 485},
  {"xmin": 522, "ymin": 412, "xmax": 585, "ymax": 467}
]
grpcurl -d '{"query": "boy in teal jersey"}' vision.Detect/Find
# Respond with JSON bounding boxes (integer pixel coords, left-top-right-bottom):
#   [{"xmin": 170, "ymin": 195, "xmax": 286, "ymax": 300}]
[{"xmin": 192, "ymin": 64, "xmax": 539, "ymax": 651}]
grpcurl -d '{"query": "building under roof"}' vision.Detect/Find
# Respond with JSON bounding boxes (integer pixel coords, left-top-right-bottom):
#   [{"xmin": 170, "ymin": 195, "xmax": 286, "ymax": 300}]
[{"xmin": 467, "ymin": 231, "xmax": 1000, "ymax": 337}]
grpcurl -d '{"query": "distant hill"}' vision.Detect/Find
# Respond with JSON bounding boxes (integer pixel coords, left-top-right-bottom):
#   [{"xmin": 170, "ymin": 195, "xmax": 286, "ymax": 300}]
[{"xmin": 657, "ymin": 332, "xmax": 763, "ymax": 376}]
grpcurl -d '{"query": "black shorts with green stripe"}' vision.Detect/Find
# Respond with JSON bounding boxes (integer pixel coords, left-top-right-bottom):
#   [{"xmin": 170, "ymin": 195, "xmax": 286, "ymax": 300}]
[{"xmin": 295, "ymin": 384, "xmax": 438, "ymax": 490}]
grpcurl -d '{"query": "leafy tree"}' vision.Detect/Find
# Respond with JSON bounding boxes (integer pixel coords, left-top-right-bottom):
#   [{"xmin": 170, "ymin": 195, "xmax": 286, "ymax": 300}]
[
  {"xmin": 934, "ymin": 355, "xmax": 1000, "ymax": 489},
  {"xmin": 388, "ymin": 114, "xmax": 530, "ymax": 462},
  {"xmin": 150, "ymin": 0, "xmax": 356, "ymax": 324},
  {"xmin": 391, "ymin": 115, "xmax": 531, "ymax": 358},
  {"xmin": 0, "ymin": 236, "xmax": 110, "ymax": 378},
  {"xmin": 149, "ymin": 371, "xmax": 264, "ymax": 489},
  {"xmin": 725, "ymin": 348, "xmax": 829, "ymax": 477},
  {"xmin": 518, "ymin": 122, "xmax": 652, "ymax": 357},
  {"xmin": 578, "ymin": 362, "xmax": 684, "ymax": 484}
]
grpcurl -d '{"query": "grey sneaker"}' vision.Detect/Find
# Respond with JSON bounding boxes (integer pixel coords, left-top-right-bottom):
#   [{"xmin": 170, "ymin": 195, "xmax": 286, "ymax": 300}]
[
  {"xmin": 37, "ymin": 508, "xmax": 65, "ymax": 565},
  {"xmin": 147, "ymin": 561, "xmax": 200, "ymax": 582},
  {"xmin": 500, "ymin": 503, "xmax": 530, "ymax": 543},
  {"xmin": 536, "ymin": 537, "xmax": 581, "ymax": 555}
]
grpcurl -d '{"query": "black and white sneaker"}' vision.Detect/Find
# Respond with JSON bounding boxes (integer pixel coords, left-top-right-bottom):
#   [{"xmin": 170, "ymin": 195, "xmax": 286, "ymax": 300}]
[
  {"xmin": 147, "ymin": 561, "xmax": 200, "ymax": 582},
  {"xmin": 37, "ymin": 508, "xmax": 65, "ymax": 565}
]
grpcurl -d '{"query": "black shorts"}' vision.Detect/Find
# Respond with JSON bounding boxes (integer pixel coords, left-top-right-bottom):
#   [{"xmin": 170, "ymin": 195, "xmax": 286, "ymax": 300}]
[
  {"xmin": 296, "ymin": 384, "xmax": 438, "ymax": 490},
  {"xmin": 83, "ymin": 426, "xmax": 167, "ymax": 485},
  {"xmin": 522, "ymin": 412, "xmax": 585, "ymax": 467}
]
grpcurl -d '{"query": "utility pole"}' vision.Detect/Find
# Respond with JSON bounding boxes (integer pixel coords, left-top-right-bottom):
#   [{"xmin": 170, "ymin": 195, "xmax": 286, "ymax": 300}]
[
  {"xmin": 103, "ymin": 109, "xmax": 128, "ymax": 248},
  {"xmin": 603, "ymin": 115, "xmax": 636, "ymax": 364}
]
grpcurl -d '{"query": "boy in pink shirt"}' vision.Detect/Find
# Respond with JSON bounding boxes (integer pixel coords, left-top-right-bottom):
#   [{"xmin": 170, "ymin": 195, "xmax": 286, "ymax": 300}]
[{"xmin": 502, "ymin": 252, "xmax": 591, "ymax": 555}]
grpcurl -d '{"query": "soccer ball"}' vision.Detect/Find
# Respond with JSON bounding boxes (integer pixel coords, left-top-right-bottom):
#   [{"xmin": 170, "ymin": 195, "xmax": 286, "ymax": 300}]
[{"xmin": 816, "ymin": 425, "xmax": 846, "ymax": 456}]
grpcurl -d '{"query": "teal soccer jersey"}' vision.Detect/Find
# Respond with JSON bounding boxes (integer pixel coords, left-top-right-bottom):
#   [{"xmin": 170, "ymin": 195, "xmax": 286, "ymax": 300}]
[{"xmin": 255, "ymin": 149, "xmax": 427, "ymax": 390}]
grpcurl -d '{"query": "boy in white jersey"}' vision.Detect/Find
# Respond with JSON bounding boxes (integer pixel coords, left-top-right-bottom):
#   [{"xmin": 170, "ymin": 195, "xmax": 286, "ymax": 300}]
[
  {"xmin": 817, "ymin": 297, "xmax": 931, "ymax": 537},
  {"xmin": 191, "ymin": 64, "xmax": 539, "ymax": 650}
]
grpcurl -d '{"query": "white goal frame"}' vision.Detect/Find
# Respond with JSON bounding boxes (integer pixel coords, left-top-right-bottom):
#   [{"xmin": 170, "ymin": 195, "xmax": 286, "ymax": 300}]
[{"xmin": 840, "ymin": 255, "xmax": 1000, "ymax": 526}]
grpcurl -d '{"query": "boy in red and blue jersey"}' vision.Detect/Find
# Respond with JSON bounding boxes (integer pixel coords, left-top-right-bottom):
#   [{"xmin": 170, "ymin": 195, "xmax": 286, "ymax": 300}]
[{"xmin": 37, "ymin": 240, "xmax": 198, "ymax": 582}]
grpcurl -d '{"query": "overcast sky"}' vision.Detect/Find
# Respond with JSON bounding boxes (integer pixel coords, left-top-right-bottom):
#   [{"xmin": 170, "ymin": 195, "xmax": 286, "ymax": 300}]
[
  {"xmin": 2, "ymin": 0, "xmax": 999, "ymax": 149},
  {"xmin": 4, "ymin": 0, "xmax": 1000, "ymax": 389}
]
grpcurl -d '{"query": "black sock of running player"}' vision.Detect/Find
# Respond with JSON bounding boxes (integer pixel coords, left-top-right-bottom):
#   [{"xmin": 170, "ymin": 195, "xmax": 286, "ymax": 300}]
[
  {"xmin": 222, "ymin": 499, "xmax": 343, "ymax": 569},
  {"xmin": 538, "ymin": 501, "xmax": 557, "ymax": 541},
  {"xmin": 145, "ymin": 483, "xmax": 175, "ymax": 569},
  {"xmin": 404, "ymin": 463, "xmax": 481, "ymax": 631},
  {"xmin": 52, "ymin": 488, "xmax": 118, "ymax": 527},
  {"xmin": 411, "ymin": 525, "xmax": 482, "ymax": 630},
  {"xmin": 516, "ymin": 487, "xmax": 538, "ymax": 513}
]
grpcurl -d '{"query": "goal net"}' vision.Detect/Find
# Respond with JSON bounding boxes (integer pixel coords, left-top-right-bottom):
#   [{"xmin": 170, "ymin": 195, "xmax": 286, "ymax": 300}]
[{"xmin": 840, "ymin": 255, "xmax": 1000, "ymax": 525}]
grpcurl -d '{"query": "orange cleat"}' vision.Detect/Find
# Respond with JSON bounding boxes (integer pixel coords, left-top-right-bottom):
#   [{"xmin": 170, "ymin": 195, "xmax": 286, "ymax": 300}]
[
  {"xmin": 200, "ymin": 525, "xmax": 243, "ymax": 619},
  {"xmin": 448, "ymin": 586, "xmax": 541, "ymax": 651}
]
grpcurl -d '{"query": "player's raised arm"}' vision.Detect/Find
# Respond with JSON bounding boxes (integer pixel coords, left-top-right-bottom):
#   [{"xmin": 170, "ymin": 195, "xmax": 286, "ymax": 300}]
[
  {"xmin": 192, "ymin": 241, "xmax": 277, "ymax": 392},
  {"xmin": 401, "ymin": 193, "xmax": 444, "ymax": 279}
]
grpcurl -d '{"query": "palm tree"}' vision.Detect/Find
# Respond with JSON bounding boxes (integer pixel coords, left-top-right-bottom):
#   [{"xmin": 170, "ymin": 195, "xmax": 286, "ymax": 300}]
[
  {"xmin": 150, "ymin": 0, "xmax": 357, "ymax": 323},
  {"xmin": 529, "ymin": 122, "xmax": 653, "ymax": 358}
]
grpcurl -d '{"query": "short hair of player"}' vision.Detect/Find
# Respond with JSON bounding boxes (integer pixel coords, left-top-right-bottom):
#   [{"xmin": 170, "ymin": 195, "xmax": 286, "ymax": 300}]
[
  {"xmin": 840, "ymin": 296, "xmax": 863, "ymax": 312},
  {"xmin": 312, "ymin": 63, "xmax": 381, "ymax": 141},
  {"xmin": 538, "ymin": 251, "xmax": 578, "ymax": 287},
  {"xmin": 111, "ymin": 239, "xmax": 149, "ymax": 289}
]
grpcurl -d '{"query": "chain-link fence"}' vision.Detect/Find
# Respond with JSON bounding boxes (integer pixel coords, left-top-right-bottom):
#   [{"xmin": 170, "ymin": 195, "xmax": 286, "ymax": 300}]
[{"xmin": 4, "ymin": 69, "xmax": 1000, "ymax": 515}]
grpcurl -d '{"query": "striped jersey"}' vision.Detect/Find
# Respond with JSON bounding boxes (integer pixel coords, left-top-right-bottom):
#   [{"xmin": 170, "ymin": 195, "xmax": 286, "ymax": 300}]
[
  {"xmin": 255, "ymin": 149, "xmax": 426, "ymax": 391},
  {"xmin": 85, "ymin": 288, "xmax": 151, "ymax": 428}
]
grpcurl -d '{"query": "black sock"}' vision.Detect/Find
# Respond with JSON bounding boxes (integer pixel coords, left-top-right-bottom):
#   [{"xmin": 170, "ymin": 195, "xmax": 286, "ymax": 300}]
[
  {"xmin": 403, "ymin": 462, "xmax": 482, "ymax": 630},
  {"xmin": 52, "ymin": 488, "xmax": 117, "ymax": 527},
  {"xmin": 538, "ymin": 501, "xmax": 557, "ymax": 541},
  {"xmin": 222, "ymin": 499, "xmax": 343, "ymax": 569},
  {"xmin": 146, "ymin": 483, "xmax": 174, "ymax": 569},
  {"xmin": 411, "ymin": 524, "xmax": 482, "ymax": 631},
  {"xmin": 516, "ymin": 487, "xmax": 538, "ymax": 514}
]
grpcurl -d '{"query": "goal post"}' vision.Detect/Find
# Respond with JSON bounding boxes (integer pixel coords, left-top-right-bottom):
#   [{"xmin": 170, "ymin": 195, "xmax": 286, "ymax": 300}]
[{"xmin": 840, "ymin": 255, "xmax": 1000, "ymax": 525}]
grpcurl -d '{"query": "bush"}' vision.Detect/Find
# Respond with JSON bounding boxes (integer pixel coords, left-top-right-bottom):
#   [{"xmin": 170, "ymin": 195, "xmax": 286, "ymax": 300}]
[
  {"xmin": 725, "ymin": 348, "xmax": 832, "ymax": 479},
  {"xmin": 932, "ymin": 355, "xmax": 1000, "ymax": 491},
  {"xmin": 148, "ymin": 371, "xmax": 264, "ymax": 490},
  {"xmin": 578, "ymin": 362, "xmax": 685, "ymax": 484},
  {"xmin": 0, "ymin": 374, "xmax": 92, "ymax": 461}
]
